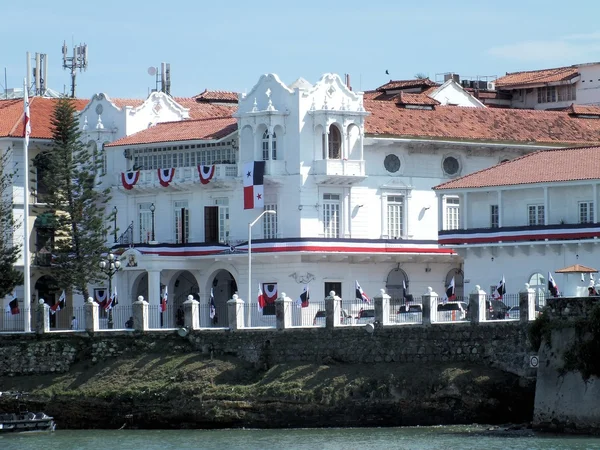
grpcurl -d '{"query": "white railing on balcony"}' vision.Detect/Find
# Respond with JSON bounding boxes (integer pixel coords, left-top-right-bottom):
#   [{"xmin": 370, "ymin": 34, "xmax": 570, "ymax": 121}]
[
  {"xmin": 136, "ymin": 164, "xmax": 238, "ymax": 186},
  {"xmin": 312, "ymin": 159, "xmax": 365, "ymax": 177}
]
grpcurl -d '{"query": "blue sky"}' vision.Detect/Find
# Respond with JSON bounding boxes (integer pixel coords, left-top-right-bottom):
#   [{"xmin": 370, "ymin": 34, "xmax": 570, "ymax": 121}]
[{"xmin": 3, "ymin": 0, "xmax": 600, "ymax": 99}]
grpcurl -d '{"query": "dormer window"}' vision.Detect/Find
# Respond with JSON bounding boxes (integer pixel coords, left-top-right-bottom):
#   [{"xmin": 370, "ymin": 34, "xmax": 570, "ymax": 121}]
[{"xmin": 328, "ymin": 125, "xmax": 341, "ymax": 159}]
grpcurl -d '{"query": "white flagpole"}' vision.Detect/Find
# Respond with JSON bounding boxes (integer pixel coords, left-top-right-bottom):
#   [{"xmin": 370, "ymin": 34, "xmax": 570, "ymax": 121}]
[{"xmin": 22, "ymin": 78, "xmax": 31, "ymax": 332}]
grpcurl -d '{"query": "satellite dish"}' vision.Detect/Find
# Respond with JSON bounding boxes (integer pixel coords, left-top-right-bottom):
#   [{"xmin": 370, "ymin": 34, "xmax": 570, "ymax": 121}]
[{"xmin": 147, "ymin": 67, "xmax": 157, "ymax": 76}]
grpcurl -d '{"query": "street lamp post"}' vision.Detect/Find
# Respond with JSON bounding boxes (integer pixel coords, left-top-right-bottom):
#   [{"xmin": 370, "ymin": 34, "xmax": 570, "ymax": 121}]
[
  {"xmin": 113, "ymin": 206, "xmax": 118, "ymax": 243},
  {"xmin": 99, "ymin": 250, "xmax": 121, "ymax": 329},
  {"xmin": 247, "ymin": 210, "xmax": 277, "ymax": 327},
  {"xmin": 149, "ymin": 203, "xmax": 156, "ymax": 242}
]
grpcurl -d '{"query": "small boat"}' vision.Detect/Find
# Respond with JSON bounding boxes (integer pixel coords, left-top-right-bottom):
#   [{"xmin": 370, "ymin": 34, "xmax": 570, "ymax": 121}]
[{"xmin": 0, "ymin": 411, "xmax": 56, "ymax": 434}]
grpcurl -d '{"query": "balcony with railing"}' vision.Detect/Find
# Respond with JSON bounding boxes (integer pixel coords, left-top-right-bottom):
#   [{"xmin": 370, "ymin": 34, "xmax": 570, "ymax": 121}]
[
  {"xmin": 438, "ymin": 222, "xmax": 600, "ymax": 246},
  {"xmin": 122, "ymin": 164, "xmax": 238, "ymax": 192},
  {"xmin": 312, "ymin": 159, "xmax": 366, "ymax": 185}
]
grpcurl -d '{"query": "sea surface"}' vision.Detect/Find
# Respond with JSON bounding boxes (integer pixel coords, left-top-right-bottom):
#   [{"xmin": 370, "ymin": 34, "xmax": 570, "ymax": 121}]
[{"xmin": 2, "ymin": 426, "xmax": 600, "ymax": 450}]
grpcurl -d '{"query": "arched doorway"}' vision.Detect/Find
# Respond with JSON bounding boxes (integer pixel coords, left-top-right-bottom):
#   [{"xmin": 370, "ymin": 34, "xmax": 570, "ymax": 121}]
[
  {"xmin": 132, "ymin": 272, "xmax": 148, "ymax": 302},
  {"xmin": 528, "ymin": 272, "xmax": 547, "ymax": 307},
  {"xmin": 386, "ymin": 267, "xmax": 409, "ymax": 306},
  {"xmin": 445, "ymin": 268, "xmax": 464, "ymax": 299},
  {"xmin": 34, "ymin": 275, "xmax": 62, "ymax": 328},
  {"xmin": 207, "ymin": 270, "xmax": 238, "ymax": 327},
  {"xmin": 171, "ymin": 271, "xmax": 199, "ymax": 327}
]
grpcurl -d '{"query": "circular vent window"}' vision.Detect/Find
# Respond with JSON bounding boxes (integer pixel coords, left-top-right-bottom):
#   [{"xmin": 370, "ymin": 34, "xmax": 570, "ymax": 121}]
[
  {"xmin": 384, "ymin": 154, "xmax": 401, "ymax": 173},
  {"xmin": 443, "ymin": 156, "xmax": 460, "ymax": 175}
]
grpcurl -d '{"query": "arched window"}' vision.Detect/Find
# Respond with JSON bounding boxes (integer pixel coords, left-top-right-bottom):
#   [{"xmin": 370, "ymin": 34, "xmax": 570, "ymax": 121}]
[
  {"xmin": 386, "ymin": 267, "xmax": 409, "ymax": 305},
  {"xmin": 262, "ymin": 130, "xmax": 269, "ymax": 161},
  {"xmin": 445, "ymin": 268, "xmax": 464, "ymax": 299},
  {"xmin": 328, "ymin": 125, "xmax": 341, "ymax": 159}
]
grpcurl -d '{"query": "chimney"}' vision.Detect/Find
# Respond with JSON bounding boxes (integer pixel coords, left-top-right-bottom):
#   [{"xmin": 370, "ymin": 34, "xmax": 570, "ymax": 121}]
[{"xmin": 345, "ymin": 74, "xmax": 352, "ymax": 91}]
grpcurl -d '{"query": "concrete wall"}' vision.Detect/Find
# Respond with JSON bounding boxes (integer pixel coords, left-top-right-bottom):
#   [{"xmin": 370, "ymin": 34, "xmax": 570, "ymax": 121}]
[{"xmin": 0, "ymin": 321, "xmax": 532, "ymax": 377}]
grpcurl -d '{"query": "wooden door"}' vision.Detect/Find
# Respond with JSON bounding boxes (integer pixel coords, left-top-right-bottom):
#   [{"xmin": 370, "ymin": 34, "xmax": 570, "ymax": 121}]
[{"xmin": 204, "ymin": 206, "xmax": 218, "ymax": 243}]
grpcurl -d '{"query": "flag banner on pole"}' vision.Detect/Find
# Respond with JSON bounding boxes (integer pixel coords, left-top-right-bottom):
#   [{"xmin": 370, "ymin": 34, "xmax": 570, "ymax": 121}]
[
  {"xmin": 257, "ymin": 284, "xmax": 266, "ymax": 312},
  {"xmin": 51, "ymin": 290, "xmax": 66, "ymax": 314},
  {"xmin": 296, "ymin": 284, "xmax": 310, "ymax": 308},
  {"xmin": 548, "ymin": 272, "xmax": 560, "ymax": 297},
  {"xmin": 263, "ymin": 283, "xmax": 278, "ymax": 304},
  {"xmin": 243, "ymin": 161, "xmax": 265, "ymax": 209},
  {"xmin": 158, "ymin": 168, "xmax": 176, "ymax": 187},
  {"xmin": 495, "ymin": 275, "xmax": 506, "ymax": 299},
  {"xmin": 198, "ymin": 165, "xmax": 215, "ymax": 185},
  {"xmin": 355, "ymin": 280, "xmax": 370, "ymax": 304},
  {"xmin": 161, "ymin": 286, "xmax": 168, "ymax": 312},
  {"xmin": 9, "ymin": 291, "xmax": 19, "ymax": 315},
  {"xmin": 209, "ymin": 288, "xmax": 216, "ymax": 319},
  {"xmin": 445, "ymin": 277, "xmax": 456, "ymax": 301},
  {"xmin": 121, "ymin": 171, "xmax": 140, "ymax": 190},
  {"xmin": 23, "ymin": 86, "xmax": 31, "ymax": 147},
  {"xmin": 105, "ymin": 285, "xmax": 118, "ymax": 311}
]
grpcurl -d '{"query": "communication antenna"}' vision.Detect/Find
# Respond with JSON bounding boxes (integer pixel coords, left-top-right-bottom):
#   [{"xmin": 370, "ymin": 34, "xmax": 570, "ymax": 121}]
[
  {"xmin": 147, "ymin": 63, "xmax": 171, "ymax": 96},
  {"xmin": 25, "ymin": 52, "xmax": 49, "ymax": 96},
  {"xmin": 62, "ymin": 41, "xmax": 88, "ymax": 98}
]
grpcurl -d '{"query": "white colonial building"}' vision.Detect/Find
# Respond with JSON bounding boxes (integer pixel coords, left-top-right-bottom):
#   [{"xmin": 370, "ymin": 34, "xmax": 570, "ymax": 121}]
[
  {"xmin": 434, "ymin": 145, "xmax": 600, "ymax": 299},
  {"xmin": 7, "ymin": 71, "xmax": 600, "ymax": 327}
]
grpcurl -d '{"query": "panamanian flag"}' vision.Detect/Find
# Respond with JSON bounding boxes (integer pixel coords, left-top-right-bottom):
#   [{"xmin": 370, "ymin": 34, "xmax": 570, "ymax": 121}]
[
  {"xmin": 495, "ymin": 275, "xmax": 506, "ymax": 300},
  {"xmin": 548, "ymin": 272, "xmax": 560, "ymax": 297},
  {"xmin": 446, "ymin": 277, "xmax": 456, "ymax": 301},
  {"xmin": 51, "ymin": 290, "xmax": 66, "ymax": 314},
  {"xmin": 296, "ymin": 284, "xmax": 310, "ymax": 308},
  {"xmin": 243, "ymin": 161, "xmax": 265, "ymax": 209},
  {"xmin": 355, "ymin": 280, "xmax": 370, "ymax": 304}
]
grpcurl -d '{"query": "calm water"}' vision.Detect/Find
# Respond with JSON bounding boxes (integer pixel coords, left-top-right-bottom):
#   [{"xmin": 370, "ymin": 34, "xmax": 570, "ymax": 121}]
[{"xmin": 2, "ymin": 426, "xmax": 600, "ymax": 450}]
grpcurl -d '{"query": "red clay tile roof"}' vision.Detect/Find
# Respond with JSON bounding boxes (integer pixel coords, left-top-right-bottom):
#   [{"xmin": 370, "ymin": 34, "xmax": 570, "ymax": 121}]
[
  {"xmin": 105, "ymin": 117, "xmax": 237, "ymax": 147},
  {"xmin": 395, "ymin": 92, "xmax": 439, "ymax": 106},
  {"xmin": 192, "ymin": 89, "xmax": 238, "ymax": 103},
  {"xmin": 111, "ymin": 98, "xmax": 145, "ymax": 108},
  {"xmin": 0, "ymin": 97, "xmax": 88, "ymax": 140},
  {"xmin": 433, "ymin": 146, "xmax": 600, "ymax": 190},
  {"xmin": 376, "ymin": 78, "xmax": 438, "ymax": 91},
  {"xmin": 566, "ymin": 104, "xmax": 600, "ymax": 116},
  {"xmin": 555, "ymin": 264, "xmax": 598, "ymax": 273},
  {"xmin": 173, "ymin": 98, "xmax": 237, "ymax": 119},
  {"xmin": 364, "ymin": 100, "xmax": 600, "ymax": 145},
  {"xmin": 495, "ymin": 66, "xmax": 579, "ymax": 88}
]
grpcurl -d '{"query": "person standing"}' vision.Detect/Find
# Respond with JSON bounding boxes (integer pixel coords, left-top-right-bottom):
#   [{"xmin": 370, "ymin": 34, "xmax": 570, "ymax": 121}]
[{"xmin": 70, "ymin": 316, "xmax": 78, "ymax": 330}]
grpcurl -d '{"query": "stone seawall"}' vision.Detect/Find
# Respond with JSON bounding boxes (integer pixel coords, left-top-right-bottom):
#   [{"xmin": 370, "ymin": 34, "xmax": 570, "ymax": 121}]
[{"xmin": 0, "ymin": 322, "xmax": 534, "ymax": 377}]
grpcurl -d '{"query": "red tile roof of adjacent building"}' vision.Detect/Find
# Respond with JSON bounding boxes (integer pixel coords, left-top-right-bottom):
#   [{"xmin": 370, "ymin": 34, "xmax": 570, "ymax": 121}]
[
  {"xmin": 433, "ymin": 145, "xmax": 600, "ymax": 190},
  {"xmin": 111, "ymin": 98, "xmax": 145, "ymax": 109},
  {"xmin": 0, "ymin": 97, "xmax": 88, "ymax": 140},
  {"xmin": 363, "ymin": 100, "xmax": 600, "ymax": 145},
  {"xmin": 495, "ymin": 66, "xmax": 579, "ymax": 88},
  {"xmin": 395, "ymin": 92, "xmax": 439, "ymax": 106},
  {"xmin": 173, "ymin": 98, "xmax": 237, "ymax": 119},
  {"xmin": 566, "ymin": 104, "xmax": 600, "ymax": 116},
  {"xmin": 376, "ymin": 78, "xmax": 438, "ymax": 91},
  {"xmin": 192, "ymin": 89, "xmax": 238, "ymax": 103},
  {"xmin": 105, "ymin": 117, "xmax": 237, "ymax": 147}
]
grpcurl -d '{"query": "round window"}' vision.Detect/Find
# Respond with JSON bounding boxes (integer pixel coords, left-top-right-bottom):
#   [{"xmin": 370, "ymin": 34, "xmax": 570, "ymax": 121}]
[
  {"xmin": 443, "ymin": 156, "xmax": 460, "ymax": 175},
  {"xmin": 384, "ymin": 154, "xmax": 401, "ymax": 173}
]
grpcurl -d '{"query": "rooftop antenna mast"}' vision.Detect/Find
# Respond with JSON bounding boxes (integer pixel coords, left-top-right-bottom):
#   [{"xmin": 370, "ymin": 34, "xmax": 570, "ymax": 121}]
[
  {"xmin": 147, "ymin": 63, "xmax": 171, "ymax": 96},
  {"xmin": 62, "ymin": 41, "xmax": 88, "ymax": 98}
]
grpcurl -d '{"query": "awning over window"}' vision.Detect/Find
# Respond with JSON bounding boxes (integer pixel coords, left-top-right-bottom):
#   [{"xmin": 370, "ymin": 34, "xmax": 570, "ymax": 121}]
[{"xmin": 34, "ymin": 213, "xmax": 57, "ymax": 229}]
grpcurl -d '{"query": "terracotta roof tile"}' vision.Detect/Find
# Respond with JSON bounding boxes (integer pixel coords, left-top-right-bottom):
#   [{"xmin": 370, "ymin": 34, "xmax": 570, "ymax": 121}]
[
  {"xmin": 0, "ymin": 97, "xmax": 88, "ymax": 140},
  {"xmin": 192, "ymin": 89, "xmax": 238, "ymax": 103},
  {"xmin": 173, "ymin": 98, "xmax": 237, "ymax": 119},
  {"xmin": 495, "ymin": 66, "xmax": 579, "ymax": 88},
  {"xmin": 105, "ymin": 117, "xmax": 237, "ymax": 147},
  {"xmin": 364, "ymin": 100, "xmax": 600, "ymax": 145},
  {"xmin": 555, "ymin": 264, "xmax": 598, "ymax": 273},
  {"xmin": 566, "ymin": 104, "xmax": 600, "ymax": 116},
  {"xmin": 395, "ymin": 92, "xmax": 439, "ymax": 106},
  {"xmin": 111, "ymin": 98, "xmax": 145, "ymax": 108},
  {"xmin": 433, "ymin": 145, "xmax": 600, "ymax": 190},
  {"xmin": 376, "ymin": 78, "xmax": 438, "ymax": 91}
]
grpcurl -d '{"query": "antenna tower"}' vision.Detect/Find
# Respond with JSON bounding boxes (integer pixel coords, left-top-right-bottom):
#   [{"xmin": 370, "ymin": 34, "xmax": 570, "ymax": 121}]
[
  {"xmin": 62, "ymin": 41, "xmax": 88, "ymax": 98},
  {"xmin": 147, "ymin": 62, "xmax": 171, "ymax": 96}
]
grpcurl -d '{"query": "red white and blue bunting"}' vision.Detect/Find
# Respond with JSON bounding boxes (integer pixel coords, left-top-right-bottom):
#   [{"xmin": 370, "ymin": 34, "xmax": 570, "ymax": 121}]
[
  {"xmin": 158, "ymin": 168, "xmax": 176, "ymax": 187},
  {"xmin": 121, "ymin": 171, "xmax": 140, "ymax": 190},
  {"xmin": 263, "ymin": 283, "xmax": 278, "ymax": 304},
  {"xmin": 198, "ymin": 164, "xmax": 215, "ymax": 185}
]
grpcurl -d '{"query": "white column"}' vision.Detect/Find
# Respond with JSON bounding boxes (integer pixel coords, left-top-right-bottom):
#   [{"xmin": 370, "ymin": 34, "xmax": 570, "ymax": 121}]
[
  {"xmin": 461, "ymin": 192, "xmax": 468, "ymax": 229},
  {"xmin": 359, "ymin": 131, "xmax": 364, "ymax": 161},
  {"xmin": 594, "ymin": 184, "xmax": 598, "ymax": 223},
  {"xmin": 343, "ymin": 189, "xmax": 350, "ymax": 238},
  {"xmin": 438, "ymin": 195, "xmax": 444, "ymax": 232},
  {"xmin": 498, "ymin": 190, "xmax": 503, "ymax": 227},
  {"xmin": 544, "ymin": 187, "xmax": 549, "ymax": 225},
  {"xmin": 324, "ymin": 129, "xmax": 329, "ymax": 159},
  {"xmin": 147, "ymin": 269, "xmax": 161, "ymax": 328},
  {"xmin": 381, "ymin": 193, "xmax": 387, "ymax": 238}
]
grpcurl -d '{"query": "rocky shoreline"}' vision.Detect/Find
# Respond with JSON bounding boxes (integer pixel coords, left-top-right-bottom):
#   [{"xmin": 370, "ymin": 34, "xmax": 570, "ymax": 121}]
[{"xmin": 0, "ymin": 351, "xmax": 535, "ymax": 430}]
